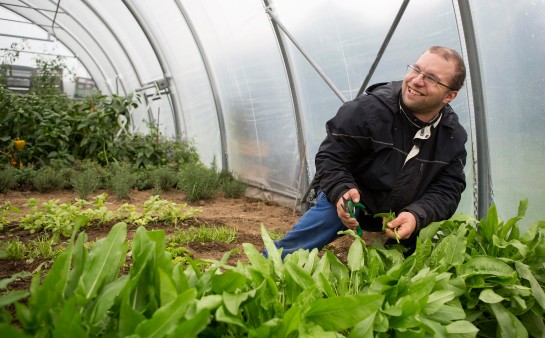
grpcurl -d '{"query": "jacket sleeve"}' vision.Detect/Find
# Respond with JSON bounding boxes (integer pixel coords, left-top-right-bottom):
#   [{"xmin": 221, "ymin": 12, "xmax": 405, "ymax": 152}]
[
  {"xmin": 402, "ymin": 145, "xmax": 467, "ymax": 232},
  {"xmin": 314, "ymin": 99, "xmax": 371, "ymax": 205}
]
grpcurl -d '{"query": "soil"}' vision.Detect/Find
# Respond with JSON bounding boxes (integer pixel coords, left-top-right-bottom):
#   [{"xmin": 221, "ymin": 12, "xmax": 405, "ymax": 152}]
[{"xmin": 0, "ymin": 189, "xmax": 377, "ymax": 289}]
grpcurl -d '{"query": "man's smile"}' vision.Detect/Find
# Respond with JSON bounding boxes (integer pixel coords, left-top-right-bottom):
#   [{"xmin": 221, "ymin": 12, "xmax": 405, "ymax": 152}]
[{"xmin": 407, "ymin": 86, "xmax": 424, "ymax": 96}]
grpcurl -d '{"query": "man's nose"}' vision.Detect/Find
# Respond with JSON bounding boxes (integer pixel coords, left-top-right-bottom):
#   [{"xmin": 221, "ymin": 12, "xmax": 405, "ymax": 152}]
[{"xmin": 412, "ymin": 73, "xmax": 426, "ymax": 86}]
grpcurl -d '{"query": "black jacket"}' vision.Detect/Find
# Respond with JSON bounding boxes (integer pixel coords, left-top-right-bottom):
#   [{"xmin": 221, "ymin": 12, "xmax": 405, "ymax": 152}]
[{"xmin": 314, "ymin": 81, "xmax": 467, "ymax": 247}]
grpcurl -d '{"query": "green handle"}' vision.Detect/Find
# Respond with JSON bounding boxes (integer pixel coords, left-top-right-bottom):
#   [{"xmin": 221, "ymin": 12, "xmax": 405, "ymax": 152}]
[{"xmin": 346, "ymin": 200, "xmax": 366, "ymax": 236}]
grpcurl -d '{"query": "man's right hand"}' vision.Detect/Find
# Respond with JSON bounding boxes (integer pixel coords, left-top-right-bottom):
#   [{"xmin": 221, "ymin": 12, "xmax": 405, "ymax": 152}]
[{"xmin": 336, "ymin": 188, "xmax": 361, "ymax": 231}]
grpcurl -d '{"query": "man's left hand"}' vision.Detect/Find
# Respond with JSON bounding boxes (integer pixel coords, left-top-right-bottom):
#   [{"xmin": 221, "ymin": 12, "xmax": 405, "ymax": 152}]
[{"xmin": 385, "ymin": 211, "xmax": 416, "ymax": 240}]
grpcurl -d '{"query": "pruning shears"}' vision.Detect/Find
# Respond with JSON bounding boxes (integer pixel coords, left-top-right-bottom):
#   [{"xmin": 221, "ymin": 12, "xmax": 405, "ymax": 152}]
[{"xmin": 342, "ymin": 196, "xmax": 366, "ymax": 237}]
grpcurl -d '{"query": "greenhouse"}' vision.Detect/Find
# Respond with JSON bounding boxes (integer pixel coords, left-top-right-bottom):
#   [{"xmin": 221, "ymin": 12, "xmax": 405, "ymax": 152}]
[{"xmin": 1, "ymin": 1, "xmax": 545, "ymax": 337}]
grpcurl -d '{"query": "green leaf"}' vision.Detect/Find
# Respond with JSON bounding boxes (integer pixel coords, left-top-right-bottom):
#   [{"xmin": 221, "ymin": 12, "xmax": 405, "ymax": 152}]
[
  {"xmin": 490, "ymin": 302, "xmax": 529, "ymax": 338},
  {"xmin": 134, "ymin": 289, "xmax": 196, "ymax": 338},
  {"xmin": 424, "ymin": 290, "xmax": 455, "ymax": 315},
  {"xmin": 429, "ymin": 225, "xmax": 467, "ymax": 270},
  {"xmin": 347, "ymin": 312, "xmax": 376, "ymax": 338},
  {"xmin": 211, "ymin": 270, "xmax": 247, "ymax": 294},
  {"xmin": 65, "ymin": 231, "xmax": 88, "ymax": 298},
  {"xmin": 215, "ymin": 305, "xmax": 245, "ymax": 327},
  {"xmin": 75, "ymin": 222, "xmax": 127, "ymax": 303},
  {"xmin": 481, "ymin": 204, "xmax": 499, "ymax": 243},
  {"xmin": 0, "ymin": 272, "xmax": 31, "ymax": 289},
  {"xmin": 119, "ymin": 283, "xmax": 146, "ymax": 337},
  {"xmin": 444, "ymin": 320, "xmax": 479, "ymax": 338},
  {"xmin": 243, "ymin": 243, "xmax": 270, "ymax": 274},
  {"xmin": 261, "ymin": 224, "xmax": 284, "ymax": 279},
  {"xmin": 478, "ymin": 289, "xmax": 505, "ymax": 304},
  {"xmin": 515, "ymin": 261, "xmax": 545, "ymax": 310},
  {"xmin": 0, "ymin": 324, "xmax": 32, "ymax": 338},
  {"xmin": 0, "ymin": 290, "xmax": 29, "ymax": 307},
  {"xmin": 425, "ymin": 304, "xmax": 466, "ymax": 324},
  {"xmin": 27, "ymin": 249, "xmax": 72, "ymax": 328},
  {"xmin": 167, "ymin": 308, "xmax": 210, "ymax": 338},
  {"xmin": 159, "ymin": 268, "xmax": 177, "ymax": 306},
  {"xmin": 305, "ymin": 294, "xmax": 384, "ymax": 331},
  {"xmin": 51, "ymin": 298, "xmax": 88, "ymax": 338},
  {"xmin": 222, "ymin": 289, "xmax": 256, "ymax": 315},
  {"xmin": 347, "ymin": 237, "xmax": 364, "ymax": 272},
  {"xmin": 86, "ymin": 275, "xmax": 129, "ymax": 330},
  {"xmin": 285, "ymin": 261, "xmax": 315, "ymax": 290},
  {"xmin": 458, "ymin": 256, "xmax": 516, "ymax": 280}
]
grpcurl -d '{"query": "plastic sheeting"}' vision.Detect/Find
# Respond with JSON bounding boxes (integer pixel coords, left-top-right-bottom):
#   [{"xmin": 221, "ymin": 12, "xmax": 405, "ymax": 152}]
[{"xmin": 1, "ymin": 0, "xmax": 544, "ymax": 230}]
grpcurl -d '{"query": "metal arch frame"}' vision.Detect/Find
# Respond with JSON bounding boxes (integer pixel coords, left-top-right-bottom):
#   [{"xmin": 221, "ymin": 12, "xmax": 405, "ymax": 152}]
[
  {"xmin": 173, "ymin": 0, "xmax": 228, "ymax": 171},
  {"xmin": 357, "ymin": 0, "xmax": 410, "ymax": 97},
  {"xmin": 42, "ymin": 0, "xmax": 129, "ymax": 95},
  {"xmin": 81, "ymin": 0, "xmax": 143, "ymax": 87},
  {"xmin": 456, "ymin": 0, "xmax": 491, "ymax": 219},
  {"xmin": 263, "ymin": 0, "xmax": 311, "ymax": 210},
  {"xmin": 0, "ymin": 1, "xmax": 113, "ymax": 94},
  {"xmin": 122, "ymin": 0, "xmax": 184, "ymax": 139}
]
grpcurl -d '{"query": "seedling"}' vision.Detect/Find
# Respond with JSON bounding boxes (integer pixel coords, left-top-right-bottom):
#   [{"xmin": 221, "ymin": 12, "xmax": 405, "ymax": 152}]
[{"xmin": 374, "ymin": 211, "xmax": 399, "ymax": 243}]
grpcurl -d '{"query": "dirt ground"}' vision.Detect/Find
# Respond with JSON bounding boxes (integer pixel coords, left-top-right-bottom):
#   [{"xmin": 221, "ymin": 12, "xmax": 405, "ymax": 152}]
[{"xmin": 1, "ymin": 189, "xmax": 369, "ymax": 287}]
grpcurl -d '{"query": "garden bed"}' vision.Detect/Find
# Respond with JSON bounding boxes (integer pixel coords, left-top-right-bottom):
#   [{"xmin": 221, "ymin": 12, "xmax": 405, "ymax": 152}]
[{"xmin": 0, "ymin": 189, "xmax": 365, "ymax": 286}]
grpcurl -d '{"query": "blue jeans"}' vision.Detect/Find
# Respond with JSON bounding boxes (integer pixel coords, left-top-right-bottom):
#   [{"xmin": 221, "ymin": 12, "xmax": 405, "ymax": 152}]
[{"xmin": 265, "ymin": 191, "xmax": 347, "ymax": 258}]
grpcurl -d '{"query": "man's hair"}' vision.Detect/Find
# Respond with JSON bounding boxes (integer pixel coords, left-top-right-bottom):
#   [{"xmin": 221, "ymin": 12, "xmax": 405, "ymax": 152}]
[{"xmin": 427, "ymin": 46, "xmax": 466, "ymax": 91}]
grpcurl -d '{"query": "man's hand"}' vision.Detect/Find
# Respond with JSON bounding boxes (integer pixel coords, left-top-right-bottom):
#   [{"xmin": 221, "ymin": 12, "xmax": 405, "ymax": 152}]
[
  {"xmin": 384, "ymin": 211, "xmax": 416, "ymax": 240},
  {"xmin": 336, "ymin": 188, "xmax": 360, "ymax": 231}
]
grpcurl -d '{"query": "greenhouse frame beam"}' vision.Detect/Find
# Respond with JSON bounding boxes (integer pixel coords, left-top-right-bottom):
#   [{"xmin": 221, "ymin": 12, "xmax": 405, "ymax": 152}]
[
  {"xmin": 44, "ymin": 0, "xmax": 128, "ymax": 95},
  {"xmin": 264, "ymin": 0, "xmax": 310, "ymax": 210},
  {"xmin": 265, "ymin": 5, "xmax": 347, "ymax": 104},
  {"xmin": 1, "ymin": 3, "xmax": 113, "ymax": 94},
  {"xmin": 357, "ymin": 0, "xmax": 410, "ymax": 97},
  {"xmin": 174, "ymin": 0, "xmax": 228, "ymax": 171},
  {"xmin": 457, "ymin": 0, "xmax": 491, "ymax": 219},
  {"xmin": 0, "ymin": 32, "xmax": 51, "ymax": 41},
  {"xmin": 82, "ymin": 0, "xmax": 143, "ymax": 86},
  {"xmin": 122, "ymin": 0, "xmax": 184, "ymax": 139}
]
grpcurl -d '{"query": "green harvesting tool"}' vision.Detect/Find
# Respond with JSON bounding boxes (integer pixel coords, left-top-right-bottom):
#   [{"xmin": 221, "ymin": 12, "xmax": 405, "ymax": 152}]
[{"xmin": 342, "ymin": 196, "xmax": 366, "ymax": 237}]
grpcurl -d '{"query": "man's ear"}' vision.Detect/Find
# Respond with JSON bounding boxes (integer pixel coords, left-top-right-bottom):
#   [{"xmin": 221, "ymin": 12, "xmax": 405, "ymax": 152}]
[{"xmin": 443, "ymin": 90, "xmax": 458, "ymax": 105}]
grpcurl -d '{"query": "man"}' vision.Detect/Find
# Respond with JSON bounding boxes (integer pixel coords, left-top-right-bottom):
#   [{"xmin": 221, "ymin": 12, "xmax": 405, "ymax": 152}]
[{"xmin": 270, "ymin": 46, "xmax": 467, "ymax": 258}]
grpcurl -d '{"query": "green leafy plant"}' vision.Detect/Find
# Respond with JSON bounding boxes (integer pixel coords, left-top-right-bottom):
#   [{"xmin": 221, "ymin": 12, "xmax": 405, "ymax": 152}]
[
  {"xmin": 31, "ymin": 167, "xmax": 66, "ymax": 192},
  {"xmin": 168, "ymin": 225, "xmax": 237, "ymax": 246},
  {"xmin": 375, "ymin": 211, "xmax": 399, "ymax": 243},
  {"xmin": 177, "ymin": 162, "xmax": 220, "ymax": 201},
  {"xmin": 0, "ymin": 201, "xmax": 21, "ymax": 231},
  {"xmin": 71, "ymin": 168, "xmax": 101, "ymax": 199},
  {"xmin": 0, "ymin": 165, "xmax": 18, "ymax": 193},
  {"xmin": 108, "ymin": 166, "xmax": 137, "ymax": 200},
  {"xmin": 218, "ymin": 171, "xmax": 247, "ymax": 198},
  {"xmin": 1, "ymin": 201, "xmax": 543, "ymax": 338},
  {"xmin": 150, "ymin": 166, "xmax": 179, "ymax": 194},
  {"xmin": 1, "ymin": 238, "xmax": 26, "ymax": 259}
]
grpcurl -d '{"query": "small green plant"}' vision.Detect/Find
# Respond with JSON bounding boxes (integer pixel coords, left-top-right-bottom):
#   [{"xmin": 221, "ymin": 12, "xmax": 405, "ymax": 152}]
[
  {"xmin": 221, "ymin": 177, "xmax": 247, "ymax": 198},
  {"xmin": 14, "ymin": 165, "xmax": 36, "ymax": 190},
  {"xmin": 150, "ymin": 166, "xmax": 179, "ymax": 194},
  {"xmin": 31, "ymin": 167, "xmax": 65, "ymax": 192},
  {"xmin": 109, "ymin": 167, "xmax": 137, "ymax": 200},
  {"xmin": 168, "ymin": 224, "xmax": 237, "ymax": 245},
  {"xmin": 0, "ymin": 165, "xmax": 18, "ymax": 193},
  {"xmin": 1, "ymin": 238, "xmax": 26, "ymax": 259},
  {"xmin": 177, "ymin": 162, "xmax": 220, "ymax": 201},
  {"xmin": 29, "ymin": 235, "xmax": 61, "ymax": 259},
  {"xmin": 71, "ymin": 168, "xmax": 101, "ymax": 199},
  {"xmin": 268, "ymin": 228, "xmax": 285, "ymax": 241},
  {"xmin": 0, "ymin": 201, "xmax": 21, "ymax": 230}
]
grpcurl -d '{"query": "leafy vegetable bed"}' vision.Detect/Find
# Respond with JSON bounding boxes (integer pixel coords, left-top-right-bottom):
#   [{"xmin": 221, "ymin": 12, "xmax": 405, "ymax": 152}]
[{"xmin": 1, "ymin": 200, "xmax": 544, "ymax": 337}]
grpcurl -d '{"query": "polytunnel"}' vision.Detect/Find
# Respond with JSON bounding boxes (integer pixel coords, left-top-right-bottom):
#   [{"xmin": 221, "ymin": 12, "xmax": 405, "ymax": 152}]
[{"xmin": 1, "ymin": 0, "xmax": 544, "ymax": 231}]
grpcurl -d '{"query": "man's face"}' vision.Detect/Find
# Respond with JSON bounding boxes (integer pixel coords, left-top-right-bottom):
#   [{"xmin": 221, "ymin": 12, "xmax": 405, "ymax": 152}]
[{"xmin": 401, "ymin": 51, "xmax": 458, "ymax": 118}]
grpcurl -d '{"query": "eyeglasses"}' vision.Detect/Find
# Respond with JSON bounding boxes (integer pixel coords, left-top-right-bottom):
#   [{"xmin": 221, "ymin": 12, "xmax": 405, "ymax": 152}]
[{"xmin": 406, "ymin": 64, "xmax": 454, "ymax": 91}]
